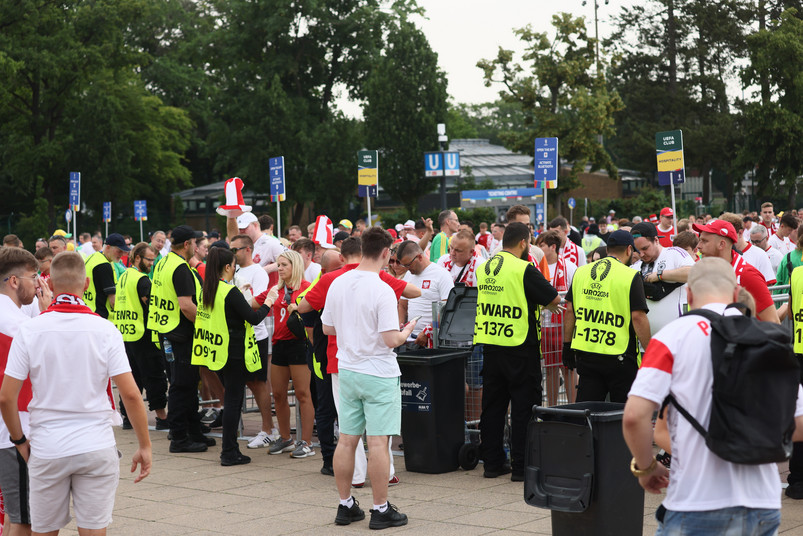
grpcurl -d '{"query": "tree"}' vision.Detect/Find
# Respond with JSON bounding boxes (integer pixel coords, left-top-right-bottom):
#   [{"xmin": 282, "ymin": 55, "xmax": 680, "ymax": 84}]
[
  {"xmin": 477, "ymin": 13, "xmax": 623, "ymax": 209},
  {"xmin": 363, "ymin": 21, "xmax": 448, "ymax": 215}
]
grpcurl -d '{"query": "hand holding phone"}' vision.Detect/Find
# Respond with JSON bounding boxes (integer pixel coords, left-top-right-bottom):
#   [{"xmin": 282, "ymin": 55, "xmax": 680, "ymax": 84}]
[{"xmin": 405, "ymin": 315, "xmax": 422, "ymax": 330}]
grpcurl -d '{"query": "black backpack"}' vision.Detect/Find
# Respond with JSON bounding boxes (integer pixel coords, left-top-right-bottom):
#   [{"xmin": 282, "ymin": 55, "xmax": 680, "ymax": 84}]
[{"xmin": 661, "ymin": 305, "xmax": 800, "ymax": 464}]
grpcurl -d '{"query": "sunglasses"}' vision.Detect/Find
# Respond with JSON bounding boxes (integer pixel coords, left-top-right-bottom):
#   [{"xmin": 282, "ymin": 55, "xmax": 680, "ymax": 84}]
[
  {"xmin": 230, "ymin": 247, "xmax": 247, "ymax": 254},
  {"xmin": 401, "ymin": 254, "xmax": 421, "ymax": 268}
]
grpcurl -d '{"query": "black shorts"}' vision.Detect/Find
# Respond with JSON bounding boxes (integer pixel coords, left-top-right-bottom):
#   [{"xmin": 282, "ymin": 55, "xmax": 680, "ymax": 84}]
[
  {"xmin": 271, "ymin": 338, "xmax": 306, "ymax": 367},
  {"xmin": 246, "ymin": 338, "xmax": 270, "ymax": 382}
]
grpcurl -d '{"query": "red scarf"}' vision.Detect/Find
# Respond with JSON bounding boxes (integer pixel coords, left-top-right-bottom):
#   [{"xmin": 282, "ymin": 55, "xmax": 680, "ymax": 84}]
[
  {"xmin": 562, "ymin": 240, "xmax": 580, "ymax": 266},
  {"xmin": 441, "ymin": 250, "xmax": 480, "ymax": 286},
  {"xmin": 731, "ymin": 250, "xmax": 747, "ymax": 285}
]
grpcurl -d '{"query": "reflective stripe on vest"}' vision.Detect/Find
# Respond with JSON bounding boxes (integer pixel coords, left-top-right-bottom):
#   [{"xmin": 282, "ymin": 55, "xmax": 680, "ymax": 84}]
[
  {"xmin": 570, "ymin": 257, "xmax": 636, "ymax": 356},
  {"xmin": 84, "ymin": 252, "xmax": 116, "ymax": 313},
  {"xmin": 474, "ymin": 251, "xmax": 532, "ymax": 346},
  {"xmin": 114, "ymin": 267, "xmax": 147, "ymax": 341},
  {"xmin": 792, "ymin": 268, "xmax": 803, "ymax": 353},
  {"xmin": 192, "ymin": 282, "xmax": 261, "ymax": 372},
  {"xmin": 148, "ymin": 252, "xmax": 193, "ymax": 334}
]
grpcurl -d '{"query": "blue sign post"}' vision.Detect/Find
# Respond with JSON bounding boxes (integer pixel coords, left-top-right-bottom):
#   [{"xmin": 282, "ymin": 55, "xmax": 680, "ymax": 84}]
[
  {"xmin": 103, "ymin": 202, "xmax": 111, "ymax": 238},
  {"xmin": 269, "ymin": 156, "xmax": 286, "ymax": 239},
  {"xmin": 424, "ymin": 153, "xmax": 444, "ymax": 177},
  {"xmin": 69, "ymin": 172, "xmax": 80, "ymax": 240},
  {"xmin": 134, "ymin": 200, "xmax": 147, "ymax": 242},
  {"xmin": 567, "ymin": 196, "xmax": 576, "ymax": 226},
  {"xmin": 444, "ymin": 152, "xmax": 461, "ymax": 177},
  {"xmin": 535, "ymin": 137, "xmax": 559, "ymax": 225}
]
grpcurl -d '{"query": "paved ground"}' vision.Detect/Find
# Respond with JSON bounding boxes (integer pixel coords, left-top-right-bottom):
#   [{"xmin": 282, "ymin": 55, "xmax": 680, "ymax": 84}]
[{"xmin": 48, "ymin": 410, "xmax": 803, "ymax": 535}]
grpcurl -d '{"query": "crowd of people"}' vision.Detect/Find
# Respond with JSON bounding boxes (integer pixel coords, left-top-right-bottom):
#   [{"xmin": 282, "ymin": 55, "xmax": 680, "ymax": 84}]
[{"xmin": 1, "ymin": 198, "xmax": 803, "ymax": 532}]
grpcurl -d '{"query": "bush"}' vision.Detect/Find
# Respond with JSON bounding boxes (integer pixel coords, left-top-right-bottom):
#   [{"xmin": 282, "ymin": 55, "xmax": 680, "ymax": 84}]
[{"xmin": 585, "ymin": 188, "xmax": 695, "ymax": 222}]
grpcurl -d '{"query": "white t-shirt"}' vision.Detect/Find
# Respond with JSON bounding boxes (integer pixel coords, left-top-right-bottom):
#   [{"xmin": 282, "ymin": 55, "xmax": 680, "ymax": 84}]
[
  {"xmin": 402, "ymin": 263, "xmax": 455, "ymax": 336},
  {"xmin": 768, "ymin": 233, "xmax": 793, "ymax": 255},
  {"xmin": 252, "ymin": 233, "xmax": 285, "ymax": 267},
  {"xmin": 0, "ymin": 295, "xmax": 31, "ymax": 449},
  {"xmin": 79, "ymin": 242, "xmax": 95, "ymax": 257},
  {"xmin": 766, "ymin": 246, "xmax": 784, "ymax": 275},
  {"xmin": 304, "ymin": 262, "xmax": 322, "ymax": 283},
  {"xmin": 6, "ymin": 309, "xmax": 131, "ymax": 459},
  {"xmin": 547, "ymin": 260, "xmax": 577, "ymax": 289},
  {"xmin": 740, "ymin": 243, "xmax": 776, "ymax": 284},
  {"xmin": 629, "ymin": 303, "xmax": 803, "ymax": 511},
  {"xmin": 488, "ymin": 238, "xmax": 502, "ymax": 256},
  {"xmin": 321, "ymin": 270, "xmax": 400, "ymax": 378},
  {"xmin": 632, "ymin": 246, "xmax": 695, "ymax": 336},
  {"xmin": 234, "ymin": 263, "xmax": 271, "ymax": 341}
]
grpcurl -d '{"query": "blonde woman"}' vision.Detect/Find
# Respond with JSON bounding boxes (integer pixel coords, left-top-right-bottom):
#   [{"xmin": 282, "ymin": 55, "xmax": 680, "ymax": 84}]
[{"xmin": 259, "ymin": 250, "xmax": 315, "ymax": 458}]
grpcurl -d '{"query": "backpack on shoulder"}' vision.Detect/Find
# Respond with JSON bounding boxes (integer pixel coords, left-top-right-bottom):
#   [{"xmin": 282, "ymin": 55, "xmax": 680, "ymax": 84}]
[{"xmin": 661, "ymin": 304, "xmax": 800, "ymax": 464}]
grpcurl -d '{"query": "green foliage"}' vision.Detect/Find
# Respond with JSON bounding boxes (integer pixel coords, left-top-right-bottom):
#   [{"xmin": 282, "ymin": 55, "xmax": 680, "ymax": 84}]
[
  {"xmin": 585, "ymin": 187, "xmax": 695, "ymax": 222},
  {"xmin": 448, "ymin": 100, "xmax": 529, "ymax": 146}
]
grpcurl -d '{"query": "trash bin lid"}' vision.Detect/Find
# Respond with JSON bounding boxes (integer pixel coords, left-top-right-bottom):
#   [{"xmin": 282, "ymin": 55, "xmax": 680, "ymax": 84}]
[{"xmin": 438, "ymin": 286, "xmax": 477, "ymax": 348}]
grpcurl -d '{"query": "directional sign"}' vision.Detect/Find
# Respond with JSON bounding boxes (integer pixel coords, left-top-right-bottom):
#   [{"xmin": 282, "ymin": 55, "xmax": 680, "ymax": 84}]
[
  {"xmin": 69, "ymin": 172, "xmax": 81, "ymax": 211},
  {"xmin": 424, "ymin": 152, "xmax": 443, "ymax": 177},
  {"xmin": 656, "ymin": 130, "xmax": 685, "ymax": 186},
  {"xmin": 103, "ymin": 202, "xmax": 112, "ymax": 223},
  {"xmin": 134, "ymin": 200, "xmax": 148, "ymax": 222},
  {"xmin": 567, "ymin": 197, "xmax": 576, "ymax": 209},
  {"xmin": 358, "ymin": 150, "xmax": 378, "ymax": 198},
  {"xmin": 534, "ymin": 138, "xmax": 558, "ymax": 189},
  {"xmin": 444, "ymin": 152, "xmax": 461, "ymax": 177},
  {"xmin": 65, "ymin": 209, "xmax": 72, "ymax": 223},
  {"xmin": 536, "ymin": 204, "xmax": 545, "ymax": 223},
  {"xmin": 269, "ymin": 156, "xmax": 286, "ymax": 202}
]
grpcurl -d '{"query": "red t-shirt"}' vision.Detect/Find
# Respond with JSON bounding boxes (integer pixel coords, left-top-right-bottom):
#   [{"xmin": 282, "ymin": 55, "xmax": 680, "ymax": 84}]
[
  {"xmin": 304, "ymin": 263, "xmax": 406, "ymax": 374},
  {"xmin": 731, "ymin": 250, "xmax": 773, "ymax": 315},
  {"xmin": 477, "ymin": 232, "xmax": 490, "ymax": 250},
  {"xmin": 656, "ymin": 225, "xmax": 674, "ymax": 249},
  {"xmin": 271, "ymin": 280, "xmax": 311, "ymax": 342}
]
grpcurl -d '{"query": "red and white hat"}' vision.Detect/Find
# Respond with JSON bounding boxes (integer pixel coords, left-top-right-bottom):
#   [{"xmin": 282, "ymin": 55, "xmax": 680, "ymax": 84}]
[
  {"xmin": 660, "ymin": 207, "xmax": 674, "ymax": 217},
  {"xmin": 312, "ymin": 215, "xmax": 336, "ymax": 249},
  {"xmin": 217, "ymin": 177, "xmax": 252, "ymax": 217},
  {"xmin": 649, "ymin": 214, "xmax": 659, "ymax": 224},
  {"xmin": 693, "ymin": 220, "xmax": 737, "ymax": 243}
]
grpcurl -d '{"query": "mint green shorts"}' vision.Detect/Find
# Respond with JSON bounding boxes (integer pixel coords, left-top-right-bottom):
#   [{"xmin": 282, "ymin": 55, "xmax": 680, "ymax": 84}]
[{"xmin": 338, "ymin": 369, "xmax": 401, "ymax": 436}]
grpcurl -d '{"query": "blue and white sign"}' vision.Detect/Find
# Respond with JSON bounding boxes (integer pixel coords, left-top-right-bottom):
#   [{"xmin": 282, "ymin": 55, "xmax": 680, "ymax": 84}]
[
  {"xmin": 269, "ymin": 156, "xmax": 285, "ymax": 197},
  {"xmin": 134, "ymin": 200, "xmax": 147, "ymax": 222},
  {"xmin": 444, "ymin": 152, "xmax": 461, "ymax": 177},
  {"xmin": 461, "ymin": 187, "xmax": 543, "ymax": 200},
  {"xmin": 102, "ymin": 202, "xmax": 111, "ymax": 223},
  {"xmin": 69, "ymin": 172, "xmax": 80, "ymax": 210},
  {"xmin": 534, "ymin": 137, "xmax": 559, "ymax": 184},
  {"xmin": 64, "ymin": 209, "xmax": 72, "ymax": 223},
  {"xmin": 424, "ymin": 152, "xmax": 443, "ymax": 177},
  {"xmin": 536, "ymin": 204, "xmax": 545, "ymax": 223},
  {"xmin": 567, "ymin": 197, "xmax": 576, "ymax": 209},
  {"xmin": 358, "ymin": 185, "xmax": 378, "ymax": 197},
  {"xmin": 658, "ymin": 168, "xmax": 685, "ymax": 187}
]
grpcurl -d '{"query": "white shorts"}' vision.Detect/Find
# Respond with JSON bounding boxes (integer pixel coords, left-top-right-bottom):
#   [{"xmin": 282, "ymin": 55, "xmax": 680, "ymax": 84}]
[{"xmin": 28, "ymin": 446, "xmax": 120, "ymax": 532}]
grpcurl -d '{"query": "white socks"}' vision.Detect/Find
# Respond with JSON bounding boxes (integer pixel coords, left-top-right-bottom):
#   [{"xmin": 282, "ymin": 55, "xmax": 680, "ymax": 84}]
[{"xmin": 340, "ymin": 497, "xmax": 354, "ymax": 508}]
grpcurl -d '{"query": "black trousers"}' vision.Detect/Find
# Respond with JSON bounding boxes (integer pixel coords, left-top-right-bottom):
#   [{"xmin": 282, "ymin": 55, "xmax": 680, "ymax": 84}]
[
  {"xmin": 217, "ymin": 359, "xmax": 248, "ymax": 458},
  {"xmin": 120, "ymin": 337, "xmax": 168, "ymax": 417},
  {"xmin": 479, "ymin": 345, "xmax": 542, "ymax": 475},
  {"xmin": 788, "ymin": 355, "xmax": 803, "ymax": 484},
  {"xmin": 167, "ymin": 337, "xmax": 203, "ymax": 441},
  {"xmin": 575, "ymin": 351, "xmax": 638, "ymax": 403}
]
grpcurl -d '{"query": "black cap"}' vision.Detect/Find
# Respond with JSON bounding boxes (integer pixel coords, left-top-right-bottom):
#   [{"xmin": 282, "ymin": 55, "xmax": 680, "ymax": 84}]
[
  {"xmin": 105, "ymin": 233, "xmax": 131, "ymax": 252},
  {"xmin": 172, "ymin": 225, "xmax": 203, "ymax": 244},
  {"xmin": 607, "ymin": 230, "xmax": 635, "ymax": 248},
  {"xmin": 333, "ymin": 231, "xmax": 350, "ymax": 243},
  {"xmin": 209, "ymin": 240, "xmax": 229, "ymax": 250},
  {"xmin": 630, "ymin": 222, "xmax": 662, "ymax": 239}
]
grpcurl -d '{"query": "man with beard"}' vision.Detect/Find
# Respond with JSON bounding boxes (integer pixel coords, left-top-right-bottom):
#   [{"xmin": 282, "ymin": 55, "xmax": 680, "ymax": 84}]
[{"xmin": 563, "ymin": 231, "xmax": 652, "ymax": 403}]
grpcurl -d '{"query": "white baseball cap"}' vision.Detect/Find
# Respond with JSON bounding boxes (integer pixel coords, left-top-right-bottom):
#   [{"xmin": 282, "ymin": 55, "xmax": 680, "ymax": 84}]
[{"xmin": 236, "ymin": 212, "xmax": 258, "ymax": 228}]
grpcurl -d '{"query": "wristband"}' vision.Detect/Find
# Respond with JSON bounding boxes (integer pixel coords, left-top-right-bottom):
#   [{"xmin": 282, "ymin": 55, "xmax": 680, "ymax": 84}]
[
  {"xmin": 9, "ymin": 434, "xmax": 26, "ymax": 445},
  {"xmin": 630, "ymin": 456, "xmax": 657, "ymax": 477}
]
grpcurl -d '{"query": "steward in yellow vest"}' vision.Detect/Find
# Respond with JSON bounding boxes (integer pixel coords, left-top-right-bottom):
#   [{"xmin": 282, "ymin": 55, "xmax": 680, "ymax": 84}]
[
  {"xmin": 84, "ymin": 233, "xmax": 130, "ymax": 319},
  {"xmin": 563, "ymin": 230, "xmax": 651, "ymax": 403},
  {"xmin": 791, "ymin": 267, "xmax": 803, "ymax": 354},
  {"xmin": 194, "ymin": 246, "xmax": 270, "ymax": 466},
  {"xmin": 473, "ymin": 222, "xmax": 561, "ymax": 482}
]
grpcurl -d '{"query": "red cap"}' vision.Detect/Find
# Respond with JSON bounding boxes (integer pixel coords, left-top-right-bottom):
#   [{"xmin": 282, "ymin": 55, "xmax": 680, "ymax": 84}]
[
  {"xmin": 660, "ymin": 207, "xmax": 674, "ymax": 217},
  {"xmin": 693, "ymin": 220, "xmax": 737, "ymax": 243},
  {"xmin": 649, "ymin": 214, "xmax": 658, "ymax": 223},
  {"xmin": 388, "ymin": 229, "xmax": 398, "ymax": 239}
]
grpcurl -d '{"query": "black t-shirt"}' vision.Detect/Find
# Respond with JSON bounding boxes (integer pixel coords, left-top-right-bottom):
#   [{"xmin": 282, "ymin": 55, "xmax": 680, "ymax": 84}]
[
  {"xmin": 166, "ymin": 263, "xmax": 198, "ymax": 341},
  {"xmin": 222, "ymin": 288, "xmax": 270, "ymax": 360},
  {"xmin": 565, "ymin": 271, "xmax": 648, "ymax": 358},
  {"xmin": 484, "ymin": 262, "xmax": 558, "ymax": 359},
  {"xmin": 91, "ymin": 261, "xmax": 116, "ymax": 319},
  {"xmin": 136, "ymin": 275, "xmax": 151, "ymax": 321}
]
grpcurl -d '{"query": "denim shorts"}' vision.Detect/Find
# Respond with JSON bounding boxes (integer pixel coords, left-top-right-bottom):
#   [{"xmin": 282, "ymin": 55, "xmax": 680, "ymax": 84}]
[
  {"xmin": 656, "ymin": 506, "xmax": 781, "ymax": 536},
  {"xmin": 338, "ymin": 369, "xmax": 401, "ymax": 436}
]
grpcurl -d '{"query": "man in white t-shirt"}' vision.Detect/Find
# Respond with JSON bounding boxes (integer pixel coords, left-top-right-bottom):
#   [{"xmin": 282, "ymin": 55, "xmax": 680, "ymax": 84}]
[
  {"xmin": 232, "ymin": 234, "xmax": 280, "ymax": 449},
  {"xmin": 0, "ymin": 252, "xmax": 151, "ymax": 535},
  {"xmin": 750, "ymin": 224, "xmax": 784, "ymax": 274},
  {"xmin": 488, "ymin": 223, "xmax": 504, "ymax": 256},
  {"xmin": 631, "ymin": 223, "xmax": 694, "ymax": 336},
  {"xmin": 292, "ymin": 238, "xmax": 322, "ymax": 282},
  {"xmin": 548, "ymin": 216, "xmax": 586, "ymax": 267},
  {"xmin": 768, "ymin": 212, "xmax": 797, "ymax": 255},
  {"xmin": 436, "ymin": 230, "xmax": 483, "ymax": 287},
  {"xmin": 623, "ymin": 257, "xmax": 803, "ymax": 535},
  {"xmin": 396, "ymin": 242, "xmax": 454, "ymax": 346},
  {"xmin": 322, "ymin": 228, "xmax": 413, "ymax": 529}
]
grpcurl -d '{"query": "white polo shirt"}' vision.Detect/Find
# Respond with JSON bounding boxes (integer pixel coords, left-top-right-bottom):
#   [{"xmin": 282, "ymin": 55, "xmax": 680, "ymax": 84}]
[
  {"xmin": 235, "ymin": 263, "xmax": 271, "ymax": 341},
  {"xmin": 252, "ymin": 233, "xmax": 285, "ymax": 267}
]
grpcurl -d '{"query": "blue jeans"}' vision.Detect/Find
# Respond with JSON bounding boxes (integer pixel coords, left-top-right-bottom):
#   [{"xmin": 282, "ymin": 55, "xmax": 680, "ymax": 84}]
[{"xmin": 656, "ymin": 507, "xmax": 780, "ymax": 536}]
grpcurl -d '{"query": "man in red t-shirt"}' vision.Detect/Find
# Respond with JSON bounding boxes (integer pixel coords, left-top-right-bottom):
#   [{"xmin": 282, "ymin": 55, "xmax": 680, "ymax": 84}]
[
  {"xmin": 296, "ymin": 237, "xmax": 420, "ymax": 479},
  {"xmin": 694, "ymin": 220, "xmax": 779, "ymax": 323},
  {"xmin": 656, "ymin": 208, "xmax": 675, "ymax": 248}
]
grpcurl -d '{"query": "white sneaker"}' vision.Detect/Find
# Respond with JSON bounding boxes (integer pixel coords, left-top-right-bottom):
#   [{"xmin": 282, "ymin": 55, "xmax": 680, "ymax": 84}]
[
  {"xmin": 267, "ymin": 428, "xmax": 280, "ymax": 443},
  {"xmin": 290, "ymin": 440, "xmax": 316, "ymax": 458},
  {"xmin": 247, "ymin": 431, "xmax": 272, "ymax": 449}
]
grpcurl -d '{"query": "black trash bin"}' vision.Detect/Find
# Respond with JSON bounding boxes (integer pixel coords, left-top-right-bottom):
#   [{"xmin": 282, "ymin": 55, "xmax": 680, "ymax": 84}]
[
  {"xmin": 524, "ymin": 402, "xmax": 644, "ymax": 536},
  {"xmin": 396, "ymin": 286, "xmax": 476, "ymax": 474}
]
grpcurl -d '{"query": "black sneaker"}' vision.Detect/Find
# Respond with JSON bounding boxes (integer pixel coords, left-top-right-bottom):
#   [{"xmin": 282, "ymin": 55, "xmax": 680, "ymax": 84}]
[
  {"xmin": 122, "ymin": 417, "xmax": 132, "ymax": 430},
  {"xmin": 191, "ymin": 434, "xmax": 217, "ymax": 447},
  {"xmin": 321, "ymin": 463, "xmax": 334, "ymax": 476},
  {"xmin": 155, "ymin": 417, "xmax": 169, "ymax": 430},
  {"xmin": 169, "ymin": 438, "xmax": 208, "ymax": 453},
  {"xmin": 511, "ymin": 472, "xmax": 524, "ymax": 482},
  {"xmin": 335, "ymin": 498, "xmax": 365, "ymax": 525},
  {"xmin": 483, "ymin": 464, "xmax": 512, "ymax": 478},
  {"xmin": 369, "ymin": 503, "xmax": 407, "ymax": 530},
  {"xmin": 787, "ymin": 482, "xmax": 803, "ymax": 500},
  {"xmin": 209, "ymin": 411, "xmax": 223, "ymax": 428},
  {"xmin": 220, "ymin": 453, "xmax": 251, "ymax": 466}
]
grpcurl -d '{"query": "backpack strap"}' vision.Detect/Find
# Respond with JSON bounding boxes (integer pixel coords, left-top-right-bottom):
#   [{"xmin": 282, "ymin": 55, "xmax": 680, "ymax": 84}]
[
  {"xmin": 680, "ymin": 308, "xmax": 721, "ymax": 322},
  {"xmin": 661, "ymin": 394, "xmax": 710, "ymax": 440}
]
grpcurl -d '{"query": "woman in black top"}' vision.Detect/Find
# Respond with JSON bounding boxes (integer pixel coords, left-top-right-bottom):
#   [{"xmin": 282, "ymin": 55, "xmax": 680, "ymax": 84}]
[{"xmin": 199, "ymin": 247, "xmax": 270, "ymax": 466}]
